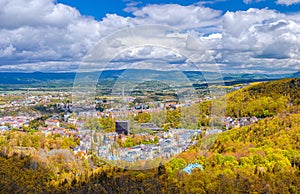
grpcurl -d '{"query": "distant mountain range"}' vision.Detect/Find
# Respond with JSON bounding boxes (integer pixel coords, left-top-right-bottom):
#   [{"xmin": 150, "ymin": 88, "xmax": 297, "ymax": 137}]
[{"xmin": 0, "ymin": 69, "xmax": 298, "ymax": 89}]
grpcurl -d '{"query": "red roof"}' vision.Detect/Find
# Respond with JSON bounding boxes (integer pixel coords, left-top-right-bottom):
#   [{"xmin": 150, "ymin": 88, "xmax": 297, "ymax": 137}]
[{"xmin": 46, "ymin": 119, "xmax": 59, "ymax": 123}]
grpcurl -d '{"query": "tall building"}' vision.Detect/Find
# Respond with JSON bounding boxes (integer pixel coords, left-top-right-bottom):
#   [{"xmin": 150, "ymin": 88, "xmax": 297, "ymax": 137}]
[{"xmin": 116, "ymin": 121, "xmax": 130, "ymax": 135}]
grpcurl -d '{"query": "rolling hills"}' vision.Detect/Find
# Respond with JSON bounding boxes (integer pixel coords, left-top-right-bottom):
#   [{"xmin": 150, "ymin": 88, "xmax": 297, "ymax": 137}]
[{"xmin": 0, "ymin": 70, "xmax": 298, "ymax": 90}]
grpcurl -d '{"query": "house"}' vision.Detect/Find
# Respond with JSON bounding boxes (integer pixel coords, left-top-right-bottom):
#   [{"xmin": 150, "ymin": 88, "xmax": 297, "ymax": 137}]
[
  {"xmin": 39, "ymin": 126, "xmax": 56, "ymax": 136},
  {"xmin": 10, "ymin": 121, "xmax": 20, "ymax": 129},
  {"xmin": 250, "ymin": 116, "xmax": 258, "ymax": 123},
  {"xmin": 67, "ymin": 118, "xmax": 77, "ymax": 124},
  {"xmin": 45, "ymin": 119, "xmax": 60, "ymax": 127},
  {"xmin": 65, "ymin": 130, "xmax": 78, "ymax": 137},
  {"xmin": 52, "ymin": 128, "xmax": 65, "ymax": 136},
  {"xmin": 40, "ymin": 128, "xmax": 52, "ymax": 136}
]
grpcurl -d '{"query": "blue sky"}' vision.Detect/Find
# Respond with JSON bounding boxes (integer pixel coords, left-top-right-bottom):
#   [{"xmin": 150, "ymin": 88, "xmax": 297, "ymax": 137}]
[{"xmin": 0, "ymin": 0, "xmax": 300, "ymax": 73}]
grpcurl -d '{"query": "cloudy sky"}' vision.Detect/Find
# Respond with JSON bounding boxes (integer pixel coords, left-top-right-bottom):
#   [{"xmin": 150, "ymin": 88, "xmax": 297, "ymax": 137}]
[{"xmin": 0, "ymin": 0, "xmax": 300, "ymax": 73}]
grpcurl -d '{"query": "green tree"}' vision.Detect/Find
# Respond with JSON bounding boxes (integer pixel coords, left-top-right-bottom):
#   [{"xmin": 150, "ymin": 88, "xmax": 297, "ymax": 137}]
[{"xmin": 134, "ymin": 112, "xmax": 151, "ymax": 123}]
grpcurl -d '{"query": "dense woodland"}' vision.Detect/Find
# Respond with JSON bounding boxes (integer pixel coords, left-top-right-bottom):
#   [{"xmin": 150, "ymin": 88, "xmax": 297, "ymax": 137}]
[
  {"xmin": 0, "ymin": 78, "xmax": 299, "ymax": 193},
  {"xmin": 224, "ymin": 78, "xmax": 300, "ymax": 117}
]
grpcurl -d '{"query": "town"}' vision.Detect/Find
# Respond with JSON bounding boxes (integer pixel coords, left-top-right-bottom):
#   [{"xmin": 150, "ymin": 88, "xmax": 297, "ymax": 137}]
[{"xmin": 0, "ymin": 87, "xmax": 259, "ymax": 166}]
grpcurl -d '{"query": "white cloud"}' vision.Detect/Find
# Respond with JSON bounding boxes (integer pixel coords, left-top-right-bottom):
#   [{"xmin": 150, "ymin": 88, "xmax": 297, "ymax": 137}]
[
  {"xmin": 0, "ymin": 61, "xmax": 79, "ymax": 72},
  {"xmin": 123, "ymin": 1, "xmax": 141, "ymax": 13},
  {"xmin": 131, "ymin": 4, "xmax": 222, "ymax": 30},
  {"xmin": 0, "ymin": 44, "xmax": 16, "ymax": 57},
  {"xmin": 0, "ymin": 0, "xmax": 104, "ymax": 69},
  {"xmin": 0, "ymin": 0, "xmax": 223, "ymax": 72},
  {"xmin": 276, "ymin": 0, "xmax": 300, "ymax": 6},
  {"xmin": 243, "ymin": 0, "xmax": 265, "ymax": 4},
  {"xmin": 0, "ymin": 0, "xmax": 81, "ymax": 29},
  {"xmin": 213, "ymin": 8, "xmax": 300, "ymax": 73},
  {"xmin": 0, "ymin": 0, "xmax": 299, "ymax": 74}
]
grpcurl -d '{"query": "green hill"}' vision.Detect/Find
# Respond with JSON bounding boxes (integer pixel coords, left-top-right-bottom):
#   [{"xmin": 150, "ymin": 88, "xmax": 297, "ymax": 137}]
[
  {"xmin": 182, "ymin": 113, "xmax": 300, "ymax": 194},
  {"xmin": 225, "ymin": 78, "xmax": 300, "ymax": 117},
  {"xmin": 0, "ymin": 78, "xmax": 299, "ymax": 193}
]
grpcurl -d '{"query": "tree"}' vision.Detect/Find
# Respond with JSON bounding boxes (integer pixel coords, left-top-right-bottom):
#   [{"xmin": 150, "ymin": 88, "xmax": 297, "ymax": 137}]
[
  {"xmin": 134, "ymin": 112, "xmax": 151, "ymax": 123},
  {"xmin": 165, "ymin": 108, "xmax": 181, "ymax": 129},
  {"xmin": 66, "ymin": 123, "xmax": 76, "ymax": 130}
]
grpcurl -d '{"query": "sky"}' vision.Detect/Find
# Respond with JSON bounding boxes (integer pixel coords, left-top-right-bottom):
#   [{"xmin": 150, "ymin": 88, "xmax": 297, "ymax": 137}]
[{"xmin": 0, "ymin": 0, "xmax": 300, "ymax": 73}]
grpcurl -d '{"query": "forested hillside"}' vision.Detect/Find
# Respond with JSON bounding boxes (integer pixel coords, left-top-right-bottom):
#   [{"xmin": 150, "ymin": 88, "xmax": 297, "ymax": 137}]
[
  {"xmin": 0, "ymin": 78, "xmax": 299, "ymax": 193},
  {"xmin": 225, "ymin": 78, "xmax": 300, "ymax": 117},
  {"xmin": 0, "ymin": 113, "xmax": 299, "ymax": 193}
]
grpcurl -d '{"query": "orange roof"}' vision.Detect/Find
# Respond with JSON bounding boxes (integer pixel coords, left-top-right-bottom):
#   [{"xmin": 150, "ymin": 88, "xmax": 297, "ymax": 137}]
[{"xmin": 46, "ymin": 119, "xmax": 59, "ymax": 123}]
